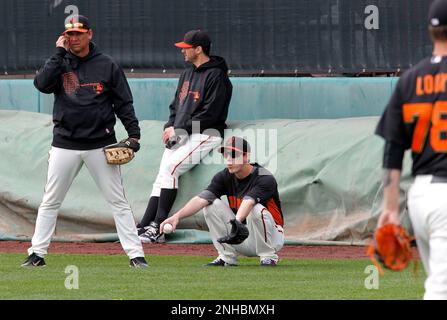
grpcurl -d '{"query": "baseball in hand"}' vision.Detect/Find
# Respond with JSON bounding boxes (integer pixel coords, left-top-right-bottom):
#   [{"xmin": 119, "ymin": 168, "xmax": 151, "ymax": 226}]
[{"xmin": 163, "ymin": 223, "xmax": 173, "ymax": 234}]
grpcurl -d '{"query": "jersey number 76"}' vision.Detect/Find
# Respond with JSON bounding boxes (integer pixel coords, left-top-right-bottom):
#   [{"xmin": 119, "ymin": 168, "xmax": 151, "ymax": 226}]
[{"xmin": 403, "ymin": 101, "xmax": 447, "ymax": 153}]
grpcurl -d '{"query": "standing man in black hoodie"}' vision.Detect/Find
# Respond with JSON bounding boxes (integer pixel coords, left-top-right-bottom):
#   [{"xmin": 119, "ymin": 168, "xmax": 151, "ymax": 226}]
[
  {"xmin": 21, "ymin": 15, "xmax": 148, "ymax": 268},
  {"xmin": 138, "ymin": 30, "xmax": 233, "ymax": 243}
]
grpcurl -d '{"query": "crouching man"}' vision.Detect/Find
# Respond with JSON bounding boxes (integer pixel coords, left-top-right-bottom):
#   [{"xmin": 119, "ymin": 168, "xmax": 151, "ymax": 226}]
[{"xmin": 161, "ymin": 136, "xmax": 285, "ymax": 266}]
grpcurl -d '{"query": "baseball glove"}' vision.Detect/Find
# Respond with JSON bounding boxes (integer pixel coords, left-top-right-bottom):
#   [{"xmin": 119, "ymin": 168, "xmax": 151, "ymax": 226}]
[
  {"xmin": 367, "ymin": 223, "xmax": 415, "ymax": 275},
  {"xmin": 103, "ymin": 138, "xmax": 140, "ymax": 165},
  {"xmin": 217, "ymin": 219, "xmax": 249, "ymax": 245}
]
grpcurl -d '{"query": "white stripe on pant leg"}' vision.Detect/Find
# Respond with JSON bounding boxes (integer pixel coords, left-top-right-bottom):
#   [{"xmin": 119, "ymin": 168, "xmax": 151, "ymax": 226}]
[
  {"xmin": 150, "ymin": 148, "xmax": 175, "ymax": 197},
  {"xmin": 159, "ymin": 134, "xmax": 222, "ymax": 190},
  {"xmin": 150, "ymin": 172, "xmax": 163, "ymax": 197},
  {"xmin": 169, "ymin": 134, "xmax": 223, "ymax": 177},
  {"xmin": 29, "ymin": 147, "xmax": 84, "ymax": 256},
  {"xmin": 203, "ymin": 199, "xmax": 238, "ymax": 265},
  {"xmin": 236, "ymin": 204, "xmax": 284, "ymax": 262},
  {"xmin": 150, "ymin": 134, "xmax": 222, "ymax": 196},
  {"xmin": 83, "ymin": 149, "xmax": 144, "ymax": 259}
]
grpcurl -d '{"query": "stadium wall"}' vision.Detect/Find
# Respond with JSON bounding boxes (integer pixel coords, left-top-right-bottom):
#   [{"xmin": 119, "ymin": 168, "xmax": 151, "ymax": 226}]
[{"xmin": 0, "ymin": 77, "xmax": 397, "ymax": 120}]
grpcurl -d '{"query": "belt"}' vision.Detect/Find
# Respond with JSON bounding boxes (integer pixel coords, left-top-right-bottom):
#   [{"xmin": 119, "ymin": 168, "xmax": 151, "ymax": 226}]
[{"xmin": 431, "ymin": 176, "xmax": 447, "ymax": 183}]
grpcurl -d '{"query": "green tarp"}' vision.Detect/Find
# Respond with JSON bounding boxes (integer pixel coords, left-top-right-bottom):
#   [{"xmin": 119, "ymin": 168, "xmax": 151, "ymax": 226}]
[{"xmin": 0, "ymin": 110, "xmax": 413, "ymax": 244}]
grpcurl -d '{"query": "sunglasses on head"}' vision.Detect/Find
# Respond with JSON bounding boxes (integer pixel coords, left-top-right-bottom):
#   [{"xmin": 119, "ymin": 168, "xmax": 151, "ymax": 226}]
[
  {"xmin": 222, "ymin": 149, "xmax": 244, "ymax": 159},
  {"xmin": 65, "ymin": 22, "xmax": 85, "ymax": 29}
]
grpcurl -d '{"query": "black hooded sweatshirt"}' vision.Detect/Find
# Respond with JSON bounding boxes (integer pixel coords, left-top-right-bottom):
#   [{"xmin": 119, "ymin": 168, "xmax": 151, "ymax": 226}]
[
  {"xmin": 164, "ymin": 56, "xmax": 232, "ymax": 137},
  {"xmin": 34, "ymin": 43, "xmax": 140, "ymax": 150}
]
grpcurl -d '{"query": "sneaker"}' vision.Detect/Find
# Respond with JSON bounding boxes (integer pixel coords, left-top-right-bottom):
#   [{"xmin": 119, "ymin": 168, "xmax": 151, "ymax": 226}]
[
  {"xmin": 141, "ymin": 233, "xmax": 165, "ymax": 244},
  {"xmin": 129, "ymin": 257, "xmax": 148, "ymax": 268},
  {"xmin": 137, "ymin": 225, "xmax": 150, "ymax": 236},
  {"xmin": 139, "ymin": 222, "xmax": 160, "ymax": 243},
  {"xmin": 154, "ymin": 233, "xmax": 165, "ymax": 244},
  {"xmin": 206, "ymin": 258, "xmax": 237, "ymax": 267},
  {"xmin": 21, "ymin": 253, "xmax": 46, "ymax": 267},
  {"xmin": 139, "ymin": 232, "xmax": 152, "ymax": 243},
  {"xmin": 260, "ymin": 258, "xmax": 277, "ymax": 266}
]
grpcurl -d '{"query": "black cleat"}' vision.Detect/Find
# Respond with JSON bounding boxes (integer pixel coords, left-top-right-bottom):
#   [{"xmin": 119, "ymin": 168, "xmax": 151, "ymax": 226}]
[
  {"xmin": 129, "ymin": 257, "xmax": 149, "ymax": 268},
  {"xmin": 206, "ymin": 258, "xmax": 237, "ymax": 267},
  {"xmin": 21, "ymin": 253, "xmax": 46, "ymax": 267}
]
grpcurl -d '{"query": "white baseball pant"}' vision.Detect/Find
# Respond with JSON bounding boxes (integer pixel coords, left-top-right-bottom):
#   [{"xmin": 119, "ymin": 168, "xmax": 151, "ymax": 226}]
[
  {"xmin": 28, "ymin": 147, "xmax": 144, "ymax": 259},
  {"xmin": 150, "ymin": 133, "xmax": 222, "ymax": 196},
  {"xmin": 408, "ymin": 175, "xmax": 447, "ymax": 300},
  {"xmin": 203, "ymin": 198, "xmax": 284, "ymax": 264}
]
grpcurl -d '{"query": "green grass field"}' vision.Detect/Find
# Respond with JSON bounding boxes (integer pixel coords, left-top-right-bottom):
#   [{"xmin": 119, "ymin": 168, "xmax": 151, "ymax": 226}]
[{"xmin": 0, "ymin": 253, "xmax": 424, "ymax": 300}]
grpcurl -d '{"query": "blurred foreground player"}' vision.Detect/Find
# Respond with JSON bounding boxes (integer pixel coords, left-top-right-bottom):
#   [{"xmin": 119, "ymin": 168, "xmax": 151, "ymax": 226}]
[{"xmin": 376, "ymin": 0, "xmax": 447, "ymax": 299}]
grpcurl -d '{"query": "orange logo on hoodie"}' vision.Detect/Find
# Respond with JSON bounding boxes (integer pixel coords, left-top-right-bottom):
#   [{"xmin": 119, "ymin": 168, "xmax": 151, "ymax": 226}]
[{"xmin": 179, "ymin": 81, "xmax": 190, "ymax": 105}]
